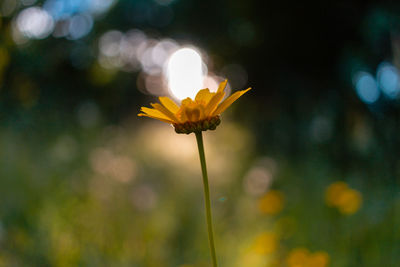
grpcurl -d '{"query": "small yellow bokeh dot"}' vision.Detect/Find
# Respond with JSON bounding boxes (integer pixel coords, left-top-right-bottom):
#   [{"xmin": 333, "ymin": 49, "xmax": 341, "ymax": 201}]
[
  {"xmin": 325, "ymin": 181, "xmax": 348, "ymax": 207},
  {"xmin": 258, "ymin": 190, "xmax": 285, "ymax": 215},
  {"xmin": 337, "ymin": 188, "xmax": 362, "ymax": 215}
]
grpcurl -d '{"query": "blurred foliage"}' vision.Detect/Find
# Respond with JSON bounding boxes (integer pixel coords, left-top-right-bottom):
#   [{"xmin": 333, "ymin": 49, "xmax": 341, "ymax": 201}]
[{"xmin": 1, "ymin": 0, "xmax": 400, "ymax": 266}]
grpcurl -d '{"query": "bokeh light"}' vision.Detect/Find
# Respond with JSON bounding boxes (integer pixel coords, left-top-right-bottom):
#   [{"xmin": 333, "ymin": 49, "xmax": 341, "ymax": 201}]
[
  {"xmin": 377, "ymin": 61, "xmax": 400, "ymax": 99},
  {"xmin": 10, "ymin": 0, "xmax": 117, "ymax": 43},
  {"xmin": 353, "ymin": 71, "xmax": 380, "ymax": 104},
  {"xmin": 43, "ymin": 0, "xmax": 115, "ymax": 19},
  {"xmin": 258, "ymin": 190, "xmax": 285, "ymax": 215},
  {"xmin": 16, "ymin": 7, "xmax": 54, "ymax": 39},
  {"xmin": 243, "ymin": 166, "xmax": 273, "ymax": 196},
  {"xmin": 165, "ymin": 47, "xmax": 206, "ymax": 100},
  {"xmin": 68, "ymin": 14, "xmax": 93, "ymax": 40},
  {"xmin": 325, "ymin": 181, "xmax": 362, "ymax": 215},
  {"xmin": 252, "ymin": 232, "xmax": 278, "ymax": 254}
]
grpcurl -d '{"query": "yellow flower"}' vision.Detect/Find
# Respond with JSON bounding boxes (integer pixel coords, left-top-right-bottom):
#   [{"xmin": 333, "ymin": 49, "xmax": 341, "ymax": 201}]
[
  {"xmin": 325, "ymin": 181, "xmax": 362, "ymax": 215},
  {"xmin": 138, "ymin": 80, "xmax": 251, "ymax": 134}
]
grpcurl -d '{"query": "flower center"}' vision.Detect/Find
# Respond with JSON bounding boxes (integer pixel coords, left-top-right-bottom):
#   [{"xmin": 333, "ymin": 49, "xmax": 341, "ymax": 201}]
[{"xmin": 173, "ymin": 115, "xmax": 221, "ymax": 134}]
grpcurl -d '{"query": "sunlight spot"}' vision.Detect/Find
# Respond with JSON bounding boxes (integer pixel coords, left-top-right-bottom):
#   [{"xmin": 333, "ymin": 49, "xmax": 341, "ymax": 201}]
[{"xmin": 165, "ymin": 47, "xmax": 205, "ymax": 100}]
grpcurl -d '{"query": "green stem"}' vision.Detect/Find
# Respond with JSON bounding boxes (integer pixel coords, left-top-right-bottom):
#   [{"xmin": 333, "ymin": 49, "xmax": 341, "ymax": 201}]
[{"xmin": 195, "ymin": 131, "xmax": 218, "ymax": 267}]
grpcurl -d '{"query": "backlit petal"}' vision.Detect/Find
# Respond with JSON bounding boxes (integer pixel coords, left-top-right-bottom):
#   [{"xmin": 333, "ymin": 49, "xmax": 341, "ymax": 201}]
[
  {"xmin": 205, "ymin": 91, "xmax": 225, "ymax": 116},
  {"xmin": 217, "ymin": 80, "xmax": 228, "ymax": 93},
  {"xmin": 140, "ymin": 107, "xmax": 170, "ymax": 119},
  {"xmin": 138, "ymin": 113, "xmax": 175, "ymax": 124},
  {"xmin": 177, "ymin": 108, "xmax": 188, "ymax": 122},
  {"xmin": 195, "ymin": 88, "xmax": 214, "ymax": 104},
  {"xmin": 138, "ymin": 107, "xmax": 175, "ymax": 124},
  {"xmin": 213, "ymin": 87, "xmax": 251, "ymax": 115},
  {"xmin": 181, "ymin": 97, "xmax": 194, "ymax": 107},
  {"xmin": 159, "ymin": 96, "xmax": 179, "ymax": 113},
  {"xmin": 151, "ymin": 103, "xmax": 180, "ymax": 123},
  {"xmin": 184, "ymin": 105, "xmax": 205, "ymax": 122}
]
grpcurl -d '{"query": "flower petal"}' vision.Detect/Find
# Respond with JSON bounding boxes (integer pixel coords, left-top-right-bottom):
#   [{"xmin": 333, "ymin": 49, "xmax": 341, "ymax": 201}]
[
  {"xmin": 195, "ymin": 88, "xmax": 214, "ymax": 104},
  {"xmin": 140, "ymin": 107, "xmax": 168, "ymax": 118},
  {"xmin": 213, "ymin": 87, "xmax": 251, "ymax": 115},
  {"xmin": 181, "ymin": 97, "xmax": 194, "ymax": 106},
  {"xmin": 151, "ymin": 103, "xmax": 180, "ymax": 123},
  {"xmin": 185, "ymin": 104, "xmax": 207, "ymax": 121},
  {"xmin": 184, "ymin": 106, "xmax": 202, "ymax": 122},
  {"xmin": 138, "ymin": 107, "xmax": 175, "ymax": 124},
  {"xmin": 217, "ymin": 80, "xmax": 228, "ymax": 93},
  {"xmin": 159, "ymin": 96, "xmax": 180, "ymax": 113},
  {"xmin": 177, "ymin": 108, "xmax": 188, "ymax": 122},
  {"xmin": 138, "ymin": 113, "xmax": 175, "ymax": 124},
  {"xmin": 205, "ymin": 91, "xmax": 225, "ymax": 116}
]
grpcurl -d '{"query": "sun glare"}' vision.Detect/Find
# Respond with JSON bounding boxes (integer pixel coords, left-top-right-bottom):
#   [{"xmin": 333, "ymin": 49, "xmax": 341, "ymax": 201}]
[{"xmin": 165, "ymin": 47, "xmax": 205, "ymax": 100}]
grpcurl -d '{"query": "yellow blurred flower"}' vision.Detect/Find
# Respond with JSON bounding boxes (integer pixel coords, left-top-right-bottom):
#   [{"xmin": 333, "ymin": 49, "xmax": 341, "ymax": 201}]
[
  {"xmin": 325, "ymin": 181, "xmax": 348, "ymax": 207},
  {"xmin": 253, "ymin": 232, "xmax": 278, "ymax": 255},
  {"xmin": 325, "ymin": 181, "xmax": 362, "ymax": 215},
  {"xmin": 287, "ymin": 248, "xmax": 309, "ymax": 267},
  {"xmin": 138, "ymin": 80, "xmax": 251, "ymax": 134},
  {"xmin": 259, "ymin": 190, "xmax": 285, "ymax": 215},
  {"xmin": 337, "ymin": 188, "xmax": 362, "ymax": 215},
  {"xmin": 287, "ymin": 248, "xmax": 330, "ymax": 267},
  {"xmin": 308, "ymin": 251, "xmax": 330, "ymax": 267}
]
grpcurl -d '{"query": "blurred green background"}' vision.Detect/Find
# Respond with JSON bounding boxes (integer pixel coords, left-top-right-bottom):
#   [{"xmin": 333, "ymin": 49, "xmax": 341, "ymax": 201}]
[{"xmin": 0, "ymin": 0, "xmax": 400, "ymax": 266}]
